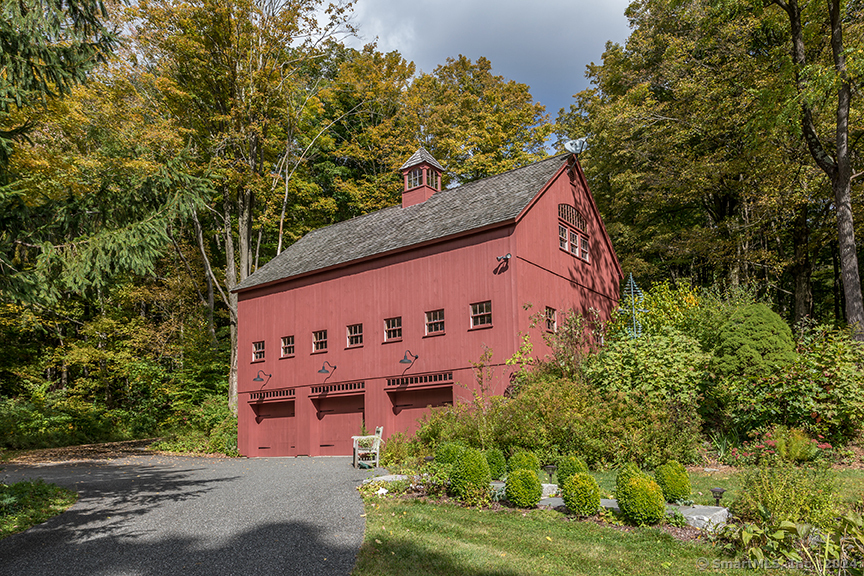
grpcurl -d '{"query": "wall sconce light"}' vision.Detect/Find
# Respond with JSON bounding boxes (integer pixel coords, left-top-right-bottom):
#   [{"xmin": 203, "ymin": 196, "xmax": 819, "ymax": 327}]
[
  {"xmin": 252, "ymin": 370, "xmax": 271, "ymax": 382},
  {"xmin": 318, "ymin": 361, "xmax": 337, "ymax": 374},
  {"xmin": 496, "ymin": 253, "xmax": 511, "ymax": 262},
  {"xmin": 399, "ymin": 350, "xmax": 419, "ymax": 365}
]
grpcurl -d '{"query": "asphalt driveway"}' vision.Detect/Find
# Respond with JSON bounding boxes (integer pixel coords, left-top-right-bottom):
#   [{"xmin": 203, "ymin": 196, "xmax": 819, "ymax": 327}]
[{"xmin": 0, "ymin": 455, "xmax": 379, "ymax": 576}]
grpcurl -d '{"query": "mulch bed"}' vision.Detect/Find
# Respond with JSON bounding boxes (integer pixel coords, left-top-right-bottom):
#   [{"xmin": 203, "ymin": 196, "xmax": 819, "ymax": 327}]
[{"xmin": 2, "ymin": 439, "xmax": 233, "ymax": 464}]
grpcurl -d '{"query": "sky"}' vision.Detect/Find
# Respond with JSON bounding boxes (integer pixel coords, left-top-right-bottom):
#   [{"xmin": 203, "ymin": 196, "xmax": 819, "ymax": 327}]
[{"xmin": 346, "ymin": 0, "xmax": 634, "ymax": 122}]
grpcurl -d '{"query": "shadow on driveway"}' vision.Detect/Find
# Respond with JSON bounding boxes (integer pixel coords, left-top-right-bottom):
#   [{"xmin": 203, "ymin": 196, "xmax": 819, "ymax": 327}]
[{"xmin": 0, "ymin": 455, "xmax": 377, "ymax": 576}]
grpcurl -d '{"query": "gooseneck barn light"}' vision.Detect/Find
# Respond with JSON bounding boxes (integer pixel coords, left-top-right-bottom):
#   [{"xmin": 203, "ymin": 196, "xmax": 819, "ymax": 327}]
[
  {"xmin": 318, "ymin": 361, "xmax": 337, "ymax": 374},
  {"xmin": 252, "ymin": 370, "xmax": 271, "ymax": 382},
  {"xmin": 399, "ymin": 350, "xmax": 419, "ymax": 365}
]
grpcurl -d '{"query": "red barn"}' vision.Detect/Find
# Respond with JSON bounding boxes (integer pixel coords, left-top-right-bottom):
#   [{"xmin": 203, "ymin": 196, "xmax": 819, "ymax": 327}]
[{"xmin": 234, "ymin": 149, "xmax": 622, "ymax": 457}]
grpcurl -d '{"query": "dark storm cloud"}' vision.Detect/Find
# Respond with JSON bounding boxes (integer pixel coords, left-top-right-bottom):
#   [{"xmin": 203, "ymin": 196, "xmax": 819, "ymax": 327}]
[{"xmin": 347, "ymin": 0, "xmax": 632, "ymax": 118}]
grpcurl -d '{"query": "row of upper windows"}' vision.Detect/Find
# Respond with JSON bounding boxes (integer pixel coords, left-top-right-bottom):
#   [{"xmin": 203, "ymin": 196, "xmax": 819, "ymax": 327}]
[
  {"xmin": 251, "ymin": 301, "xmax": 493, "ymax": 362},
  {"xmin": 558, "ymin": 203, "xmax": 590, "ymax": 263}
]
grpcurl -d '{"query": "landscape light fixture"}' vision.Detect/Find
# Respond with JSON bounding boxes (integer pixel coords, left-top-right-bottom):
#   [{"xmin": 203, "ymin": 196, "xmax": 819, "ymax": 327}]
[
  {"xmin": 252, "ymin": 370, "xmax": 271, "ymax": 382},
  {"xmin": 710, "ymin": 487, "xmax": 726, "ymax": 507},
  {"xmin": 399, "ymin": 350, "xmax": 419, "ymax": 365},
  {"xmin": 318, "ymin": 361, "xmax": 336, "ymax": 374},
  {"xmin": 542, "ymin": 464, "xmax": 557, "ymax": 484},
  {"xmin": 496, "ymin": 253, "xmax": 511, "ymax": 262}
]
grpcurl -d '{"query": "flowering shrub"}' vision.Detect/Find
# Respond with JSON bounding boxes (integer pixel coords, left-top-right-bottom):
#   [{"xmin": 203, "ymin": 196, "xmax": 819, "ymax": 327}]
[{"xmin": 726, "ymin": 427, "xmax": 833, "ymax": 466}]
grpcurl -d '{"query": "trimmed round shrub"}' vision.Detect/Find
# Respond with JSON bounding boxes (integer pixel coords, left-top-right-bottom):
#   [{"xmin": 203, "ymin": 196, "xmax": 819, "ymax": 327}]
[
  {"xmin": 561, "ymin": 473, "xmax": 600, "ymax": 516},
  {"xmin": 557, "ymin": 455, "xmax": 589, "ymax": 489},
  {"xmin": 711, "ymin": 303, "xmax": 795, "ymax": 378},
  {"xmin": 485, "ymin": 448, "xmax": 507, "ymax": 480},
  {"xmin": 615, "ymin": 462, "xmax": 647, "ymax": 500},
  {"xmin": 449, "ymin": 447, "xmax": 492, "ymax": 506},
  {"xmin": 654, "ymin": 460, "xmax": 691, "ymax": 502},
  {"xmin": 435, "ymin": 441, "xmax": 466, "ymax": 465},
  {"xmin": 505, "ymin": 468, "xmax": 542, "ymax": 508},
  {"xmin": 618, "ymin": 476, "xmax": 666, "ymax": 525},
  {"xmin": 508, "ymin": 451, "xmax": 540, "ymax": 473}
]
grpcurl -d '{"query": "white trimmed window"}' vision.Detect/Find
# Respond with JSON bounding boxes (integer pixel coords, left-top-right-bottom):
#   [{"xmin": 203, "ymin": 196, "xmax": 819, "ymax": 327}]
[
  {"xmin": 580, "ymin": 236, "xmax": 590, "ymax": 262},
  {"xmin": 408, "ymin": 168, "xmax": 422, "ymax": 189},
  {"xmin": 252, "ymin": 340, "xmax": 265, "ymax": 361},
  {"xmin": 281, "ymin": 336, "xmax": 295, "ymax": 357},
  {"xmin": 569, "ymin": 230, "xmax": 579, "ymax": 256},
  {"xmin": 425, "ymin": 309, "xmax": 445, "ymax": 334},
  {"xmin": 347, "ymin": 324, "xmax": 363, "ymax": 347},
  {"xmin": 559, "ymin": 225, "xmax": 568, "ymax": 250},
  {"xmin": 470, "ymin": 301, "xmax": 492, "ymax": 327},
  {"xmin": 427, "ymin": 169, "xmax": 438, "ymax": 189},
  {"xmin": 385, "ymin": 317, "xmax": 402, "ymax": 341},
  {"xmin": 313, "ymin": 330, "xmax": 328, "ymax": 352}
]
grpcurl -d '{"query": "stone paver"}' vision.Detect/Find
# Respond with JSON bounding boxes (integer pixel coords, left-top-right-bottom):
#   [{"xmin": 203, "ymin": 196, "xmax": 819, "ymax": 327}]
[{"xmin": 0, "ymin": 455, "xmax": 378, "ymax": 576}]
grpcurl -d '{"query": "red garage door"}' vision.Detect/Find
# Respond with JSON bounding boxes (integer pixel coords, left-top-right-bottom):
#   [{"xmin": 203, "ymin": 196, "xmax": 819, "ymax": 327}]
[
  {"xmin": 250, "ymin": 401, "xmax": 297, "ymax": 457},
  {"xmin": 315, "ymin": 395, "xmax": 365, "ymax": 456}
]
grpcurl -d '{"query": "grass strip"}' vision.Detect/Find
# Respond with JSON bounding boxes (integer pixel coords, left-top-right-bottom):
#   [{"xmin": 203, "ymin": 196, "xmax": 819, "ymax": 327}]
[
  {"xmin": 352, "ymin": 498, "xmax": 778, "ymax": 576},
  {"xmin": 1, "ymin": 479, "xmax": 77, "ymax": 539}
]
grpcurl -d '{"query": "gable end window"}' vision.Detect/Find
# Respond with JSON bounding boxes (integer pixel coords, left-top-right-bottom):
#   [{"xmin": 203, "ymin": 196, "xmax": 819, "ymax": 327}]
[
  {"xmin": 558, "ymin": 204, "xmax": 590, "ymax": 263},
  {"xmin": 313, "ymin": 330, "xmax": 328, "ymax": 352},
  {"xmin": 252, "ymin": 341, "xmax": 265, "ymax": 361},
  {"xmin": 347, "ymin": 324, "xmax": 363, "ymax": 347},
  {"xmin": 281, "ymin": 336, "xmax": 295, "ymax": 357},
  {"xmin": 425, "ymin": 309, "xmax": 445, "ymax": 335},
  {"xmin": 385, "ymin": 317, "xmax": 402, "ymax": 341},
  {"xmin": 470, "ymin": 301, "xmax": 492, "ymax": 328}
]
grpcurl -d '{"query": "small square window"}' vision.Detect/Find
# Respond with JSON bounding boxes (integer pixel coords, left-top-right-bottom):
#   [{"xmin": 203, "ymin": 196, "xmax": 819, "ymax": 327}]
[
  {"xmin": 347, "ymin": 323, "xmax": 363, "ymax": 347},
  {"xmin": 580, "ymin": 236, "xmax": 590, "ymax": 262},
  {"xmin": 470, "ymin": 301, "xmax": 492, "ymax": 327},
  {"xmin": 252, "ymin": 340, "xmax": 265, "ymax": 361},
  {"xmin": 569, "ymin": 230, "xmax": 579, "ymax": 256},
  {"xmin": 385, "ymin": 317, "xmax": 402, "ymax": 341},
  {"xmin": 426, "ymin": 309, "xmax": 445, "ymax": 334},
  {"xmin": 281, "ymin": 336, "xmax": 295, "ymax": 357},
  {"xmin": 559, "ymin": 225, "xmax": 568, "ymax": 250},
  {"xmin": 545, "ymin": 307, "xmax": 557, "ymax": 332},
  {"xmin": 313, "ymin": 330, "xmax": 327, "ymax": 352}
]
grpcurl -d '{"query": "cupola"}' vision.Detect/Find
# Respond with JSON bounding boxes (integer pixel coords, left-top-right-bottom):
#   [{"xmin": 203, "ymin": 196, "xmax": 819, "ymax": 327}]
[{"xmin": 400, "ymin": 147, "xmax": 443, "ymax": 208}]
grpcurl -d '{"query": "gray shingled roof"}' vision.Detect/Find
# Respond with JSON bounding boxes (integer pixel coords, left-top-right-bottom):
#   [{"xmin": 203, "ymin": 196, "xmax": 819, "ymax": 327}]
[
  {"xmin": 235, "ymin": 154, "xmax": 566, "ymax": 291},
  {"xmin": 399, "ymin": 147, "xmax": 444, "ymax": 171}
]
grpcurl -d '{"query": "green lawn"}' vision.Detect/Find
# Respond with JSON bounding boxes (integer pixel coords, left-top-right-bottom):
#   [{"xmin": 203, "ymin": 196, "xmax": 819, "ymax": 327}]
[
  {"xmin": 353, "ymin": 498, "xmax": 777, "ymax": 576},
  {"xmin": 0, "ymin": 480, "xmax": 78, "ymax": 539}
]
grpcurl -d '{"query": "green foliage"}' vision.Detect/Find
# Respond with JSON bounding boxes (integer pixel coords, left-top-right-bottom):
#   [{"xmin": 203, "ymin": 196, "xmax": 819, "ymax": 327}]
[
  {"xmin": 772, "ymin": 427, "xmax": 819, "ymax": 463},
  {"xmin": 434, "ymin": 442, "xmax": 466, "ymax": 466},
  {"xmin": 149, "ymin": 396, "xmax": 238, "ymax": 456},
  {"xmin": 724, "ymin": 325, "xmax": 864, "ymax": 443},
  {"xmin": 732, "ymin": 459, "xmax": 838, "ymax": 528},
  {"xmin": 617, "ymin": 476, "xmax": 667, "ymax": 526},
  {"xmin": 556, "ymin": 455, "xmax": 589, "ymax": 489},
  {"xmin": 381, "ymin": 432, "xmax": 423, "ymax": 469},
  {"xmin": 711, "ymin": 304, "xmax": 796, "ymax": 378},
  {"xmin": 484, "ymin": 448, "xmax": 506, "ymax": 480},
  {"xmin": 667, "ymin": 509, "xmax": 688, "ymax": 528},
  {"xmin": 505, "ymin": 468, "xmax": 542, "ymax": 508},
  {"xmin": 561, "ymin": 473, "xmax": 600, "ymax": 517},
  {"xmin": 508, "ymin": 451, "xmax": 540, "ymax": 473},
  {"xmin": 615, "ymin": 462, "xmax": 649, "ymax": 501},
  {"xmin": 585, "ymin": 328, "xmax": 708, "ymax": 403},
  {"xmin": 0, "ymin": 479, "xmax": 77, "ymax": 538},
  {"xmin": 654, "ymin": 461, "xmax": 691, "ymax": 503},
  {"xmin": 449, "ymin": 448, "xmax": 492, "ymax": 507}
]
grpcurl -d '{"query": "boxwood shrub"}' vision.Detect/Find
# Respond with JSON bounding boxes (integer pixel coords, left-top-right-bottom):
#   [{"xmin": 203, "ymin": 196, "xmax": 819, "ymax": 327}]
[
  {"xmin": 618, "ymin": 476, "xmax": 666, "ymax": 525},
  {"xmin": 614, "ymin": 462, "xmax": 647, "ymax": 500},
  {"xmin": 449, "ymin": 447, "xmax": 491, "ymax": 506},
  {"xmin": 505, "ymin": 468, "xmax": 542, "ymax": 508},
  {"xmin": 654, "ymin": 460, "xmax": 690, "ymax": 502},
  {"xmin": 485, "ymin": 448, "xmax": 507, "ymax": 480},
  {"xmin": 508, "ymin": 451, "xmax": 540, "ymax": 473},
  {"xmin": 434, "ymin": 441, "xmax": 465, "ymax": 465},
  {"xmin": 561, "ymin": 472, "xmax": 600, "ymax": 517},
  {"xmin": 556, "ymin": 455, "xmax": 589, "ymax": 489}
]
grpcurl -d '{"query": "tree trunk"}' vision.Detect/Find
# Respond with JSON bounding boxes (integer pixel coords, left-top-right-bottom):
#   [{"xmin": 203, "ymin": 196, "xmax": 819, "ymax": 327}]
[
  {"xmin": 774, "ymin": 0, "xmax": 864, "ymax": 339},
  {"xmin": 224, "ymin": 191, "xmax": 240, "ymax": 416}
]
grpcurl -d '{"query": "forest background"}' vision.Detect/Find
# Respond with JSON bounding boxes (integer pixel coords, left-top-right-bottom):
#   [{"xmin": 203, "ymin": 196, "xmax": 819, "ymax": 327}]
[{"xmin": 0, "ymin": 0, "xmax": 861, "ymax": 453}]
